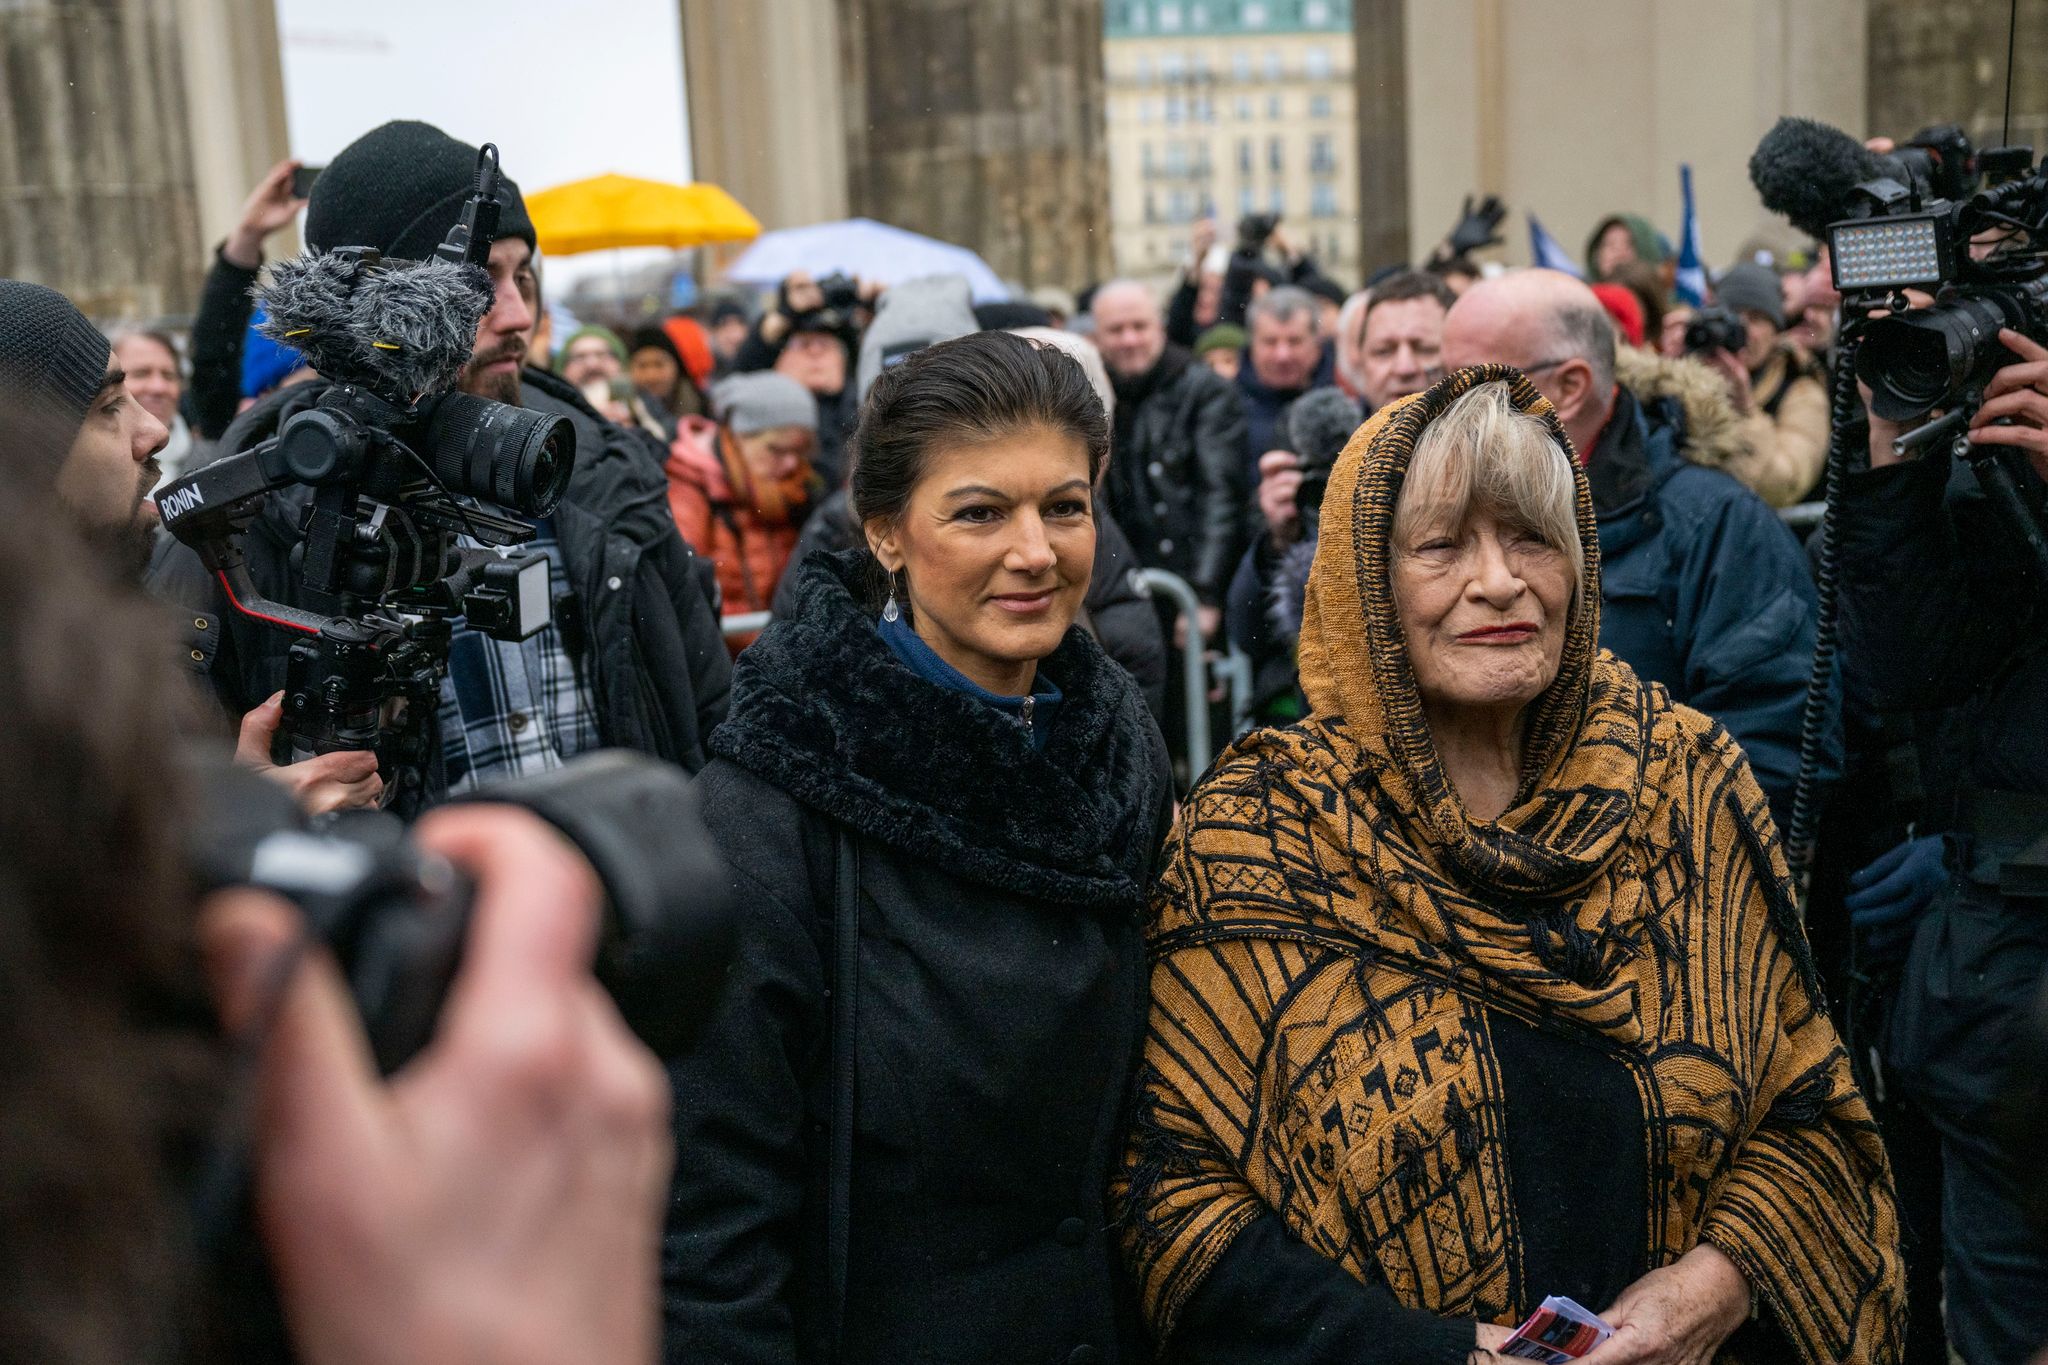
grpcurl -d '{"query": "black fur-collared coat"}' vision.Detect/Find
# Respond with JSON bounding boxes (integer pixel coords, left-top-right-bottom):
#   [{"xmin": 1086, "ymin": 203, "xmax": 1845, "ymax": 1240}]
[{"xmin": 662, "ymin": 549, "xmax": 1172, "ymax": 1365}]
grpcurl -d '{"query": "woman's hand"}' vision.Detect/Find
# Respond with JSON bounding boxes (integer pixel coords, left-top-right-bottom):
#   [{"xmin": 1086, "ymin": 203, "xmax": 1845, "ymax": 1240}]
[{"xmin": 1579, "ymin": 1243, "xmax": 1752, "ymax": 1365}]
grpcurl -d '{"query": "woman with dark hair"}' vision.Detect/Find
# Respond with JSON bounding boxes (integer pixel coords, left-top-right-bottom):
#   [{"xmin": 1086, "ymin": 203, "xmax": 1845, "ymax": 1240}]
[{"xmin": 662, "ymin": 329, "xmax": 1174, "ymax": 1364}]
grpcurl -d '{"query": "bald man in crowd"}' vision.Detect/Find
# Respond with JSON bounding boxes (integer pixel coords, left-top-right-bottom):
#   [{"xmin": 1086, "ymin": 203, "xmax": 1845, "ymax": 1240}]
[
  {"xmin": 1092, "ymin": 279, "xmax": 1248, "ymax": 643},
  {"xmin": 1441, "ymin": 269, "xmax": 1822, "ymax": 824}
]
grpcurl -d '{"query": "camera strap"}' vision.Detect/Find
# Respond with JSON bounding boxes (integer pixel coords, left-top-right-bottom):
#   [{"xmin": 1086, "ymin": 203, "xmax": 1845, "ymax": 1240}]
[{"xmin": 826, "ymin": 827, "xmax": 861, "ymax": 1359}]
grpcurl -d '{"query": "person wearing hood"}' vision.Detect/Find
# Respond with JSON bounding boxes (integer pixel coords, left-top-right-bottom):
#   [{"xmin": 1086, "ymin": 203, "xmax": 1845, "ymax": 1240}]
[
  {"xmin": 147, "ymin": 120, "xmax": 732, "ymax": 809},
  {"xmin": 735, "ymin": 270, "xmax": 870, "ymax": 490},
  {"xmin": 1586, "ymin": 211, "xmax": 1669, "ymax": 282},
  {"xmin": 1440, "ymin": 269, "xmax": 1825, "ymax": 828},
  {"xmin": 662, "ymin": 329, "xmax": 1172, "ymax": 1364},
  {"xmin": 1115, "ymin": 368, "xmax": 1905, "ymax": 1365},
  {"xmin": 667, "ymin": 370, "xmax": 818, "ymax": 649}
]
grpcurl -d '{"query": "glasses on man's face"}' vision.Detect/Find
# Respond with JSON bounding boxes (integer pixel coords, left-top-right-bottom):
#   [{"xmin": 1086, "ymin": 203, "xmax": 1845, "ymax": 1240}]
[{"xmin": 1517, "ymin": 357, "xmax": 1575, "ymax": 376}]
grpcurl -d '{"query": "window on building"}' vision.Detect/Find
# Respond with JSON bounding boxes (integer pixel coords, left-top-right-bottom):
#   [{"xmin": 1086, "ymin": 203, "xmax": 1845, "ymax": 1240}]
[
  {"xmin": 1238, "ymin": 186, "xmax": 1257, "ymax": 216},
  {"xmin": 1192, "ymin": 51, "xmax": 1211, "ymax": 80},
  {"xmin": 1312, "ymin": 180, "xmax": 1338, "ymax": 217},
  {"xmin": 1269, "ymin": 186, "xmax": 1286, "ymax": 215},
  {"xmin": 1309, "ymin": 92, "xmax": 1332, "ymax": 118},
  {"xmin": 1135, "ymin": 55, "xmax": 1152, "ymax": 83},
  {"xmin": 1242, "ymin": 1, "xmax": 1270, "ymax": 26},
  {"xmin": 1237, "ymin": 138, "xmax": 1252, "ymax": 173},
  {"xmin": 1232, "ymin": 50, "xmax": 1252, "ymax": 83},
  {"xmin": 1145, "ymin": 190, "xmax": 1159, "ymax": 224},
  {"xmin": 1167, "ymin": 141, "xmax": 1187, "ymax": 174},
  {"xmin": 1310, "ymin": 133, "xmax": 1335, "ymax": 173},
  {"xmin": 1158, "ymin": 2, "xmax": 1182, "ymax": 31},
  {"xmin": 1168, "ymin": 188, "xmax": 1187, "ymax": 221},
  {"xmin": 1264, "ymin": 49, "xmax": 1283, "ymax": 80},
  {"xmin": 1305, "ymin": 46, "xmax": 1331, "ymax": 79},
  {"xmin": 1160, "ymin": 53, "xmax": 1185, "ymax": 82},
  {"xmin": 1139, "ymin": 99, "xmax": 1154, "ymax": 124},
  {"xmin": 1189, "ymin": 4, "xmax": 1207, "ymax": 27},
  {"xmin": 1128, "ymin": 2, "xmax": 1148, "ymax": 31},
  {"xmin": 1268, "ymin": 93, "xmax": 1284, "ymax": 119},
  {"xmin": 1235, "ymin": 95, "xmax": 1253, "ymax": 120},
  {"xmin": 1268, "ymin": 136, "xmax": 1284, "ymax": 172},
  {"xmin": 1304, "ymin": 0, "xmax": 1331, "ymax": 27},
  {"xmin": 1142, "ymin": 141, "xmax": 1155, "ymax": 173},
  {"xmin": 1166, "ymin": 96, "xmax": 1184, "ymax": 125}
]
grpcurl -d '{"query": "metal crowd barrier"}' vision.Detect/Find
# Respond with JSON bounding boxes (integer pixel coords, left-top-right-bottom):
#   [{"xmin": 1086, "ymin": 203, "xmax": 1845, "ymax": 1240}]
[
  {"xmin": 721, "ymin": 610, "xmax": 771, "ymax": 641},
  {"xmin": 1778, "ymin": 501, "xmax": 1826, "ymax": 534}
]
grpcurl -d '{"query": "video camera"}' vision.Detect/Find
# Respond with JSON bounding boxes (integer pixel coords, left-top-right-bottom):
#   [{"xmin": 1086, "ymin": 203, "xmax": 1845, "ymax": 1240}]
[
  {"xmin": 155, "ymin": 145, "xmax": 573, "ymax": 804},
  {"xmin": 1752, "ymin": 116, "xmax": 2048, "ymax": 578}
]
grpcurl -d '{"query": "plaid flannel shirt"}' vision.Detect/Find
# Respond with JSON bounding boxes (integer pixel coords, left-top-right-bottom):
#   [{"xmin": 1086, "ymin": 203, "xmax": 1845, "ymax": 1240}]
[{"xmin": 438, "ymin": 519, "xmax": 602, "ymax": 793}]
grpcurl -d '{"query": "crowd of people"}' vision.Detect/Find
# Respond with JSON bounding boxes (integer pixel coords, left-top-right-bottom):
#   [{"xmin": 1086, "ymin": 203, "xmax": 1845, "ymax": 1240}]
[{"xmin": 4, "ymin": 106, "xmax": 2047, "ymax": 1365}]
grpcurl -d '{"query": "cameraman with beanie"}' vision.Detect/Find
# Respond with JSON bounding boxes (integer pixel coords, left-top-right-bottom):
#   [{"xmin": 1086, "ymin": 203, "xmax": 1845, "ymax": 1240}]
[
  {"xmin": 1, "ymin": 278, "xmax": 384, "ymax": 815},
  {"xmin": 149, "ymin": 121, "xmax": 732, "ymax": 810}
]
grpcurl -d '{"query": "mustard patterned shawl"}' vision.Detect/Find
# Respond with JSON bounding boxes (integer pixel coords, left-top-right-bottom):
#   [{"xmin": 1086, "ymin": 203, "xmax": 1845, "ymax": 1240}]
[{"xmin": 1113, "ymin": 366, "xmax": 1904, "ymax": 1362}]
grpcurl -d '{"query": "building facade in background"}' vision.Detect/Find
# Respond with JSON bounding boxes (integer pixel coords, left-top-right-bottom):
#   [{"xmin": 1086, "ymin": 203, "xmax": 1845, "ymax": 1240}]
[{"xmin": 1104, "ymin": 0, "xmax": 1358, "ymax": 287}]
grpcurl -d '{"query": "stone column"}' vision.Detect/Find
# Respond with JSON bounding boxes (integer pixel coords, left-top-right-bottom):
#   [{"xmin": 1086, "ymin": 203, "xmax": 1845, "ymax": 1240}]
[
  {"xmin": 1352, "ymin": 0, "xmax": 1411, "ymax": 272},
  {"xmin": 837, "ymin": 0, "xmax": 1111, "ymax": 290},
  {"xmin": 0, "ymin": 0, "xmax": 202, "ymax": 318},
  {"xmin": 175, "ymin": 0, "xmax": 294, "ymax": 262},
  {"xmin": 680, "ymin": 0, "xmax": 852, "ymax": 245}
]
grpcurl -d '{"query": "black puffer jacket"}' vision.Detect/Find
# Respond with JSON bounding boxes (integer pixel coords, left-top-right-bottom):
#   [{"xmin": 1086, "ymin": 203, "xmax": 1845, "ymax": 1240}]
[
  {"xmin": 1106, "ymin": 346, "xmax": 1249, "ymax": 605},
  {"xmin": 769, "ymin": 489, "xmax": 1170, "ymax": 720},
  {"xmin": 146, "ymin": 366, "xmax": 731, "ymax": 802},
  {"xmin": 663, "ymin": 550, "xmax": 1172, "ymax": 1365}
]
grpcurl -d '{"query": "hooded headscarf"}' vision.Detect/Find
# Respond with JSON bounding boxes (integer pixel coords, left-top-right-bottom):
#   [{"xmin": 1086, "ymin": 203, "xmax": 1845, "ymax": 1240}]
[{"xmin": 1115, "ymin": 366, "xmax": 1904, "ymax": 1362}]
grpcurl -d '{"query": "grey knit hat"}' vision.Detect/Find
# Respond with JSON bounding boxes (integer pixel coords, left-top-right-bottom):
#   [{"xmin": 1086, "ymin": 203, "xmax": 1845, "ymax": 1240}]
[
  {"xmin": 712, "ymin": 371, "xmax": 818, "ymax": 435},
  {"xmin": 1713, "ymin": 263, "xmax": 1786, "ymax": 329},
  {"xmin": 855, "ymin": 274, "xmax": 978, "ymax": 400},
  {"xmin": 0, "ymin": 279, "xmax": 111, "ymax": 474},
  {"xmin": 306, "ymin": 120, "xmax": 536, "ymax": 262}
]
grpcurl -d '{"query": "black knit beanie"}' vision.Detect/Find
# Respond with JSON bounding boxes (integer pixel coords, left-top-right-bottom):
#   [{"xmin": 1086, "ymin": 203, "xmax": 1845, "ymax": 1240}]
[
  {"xmin": 305, "ymin": 120, "xmax": 537, "ymax": 262},
  {"xmin": 0, "ymin": 279, "xmax": 112, "ymax": 473}
]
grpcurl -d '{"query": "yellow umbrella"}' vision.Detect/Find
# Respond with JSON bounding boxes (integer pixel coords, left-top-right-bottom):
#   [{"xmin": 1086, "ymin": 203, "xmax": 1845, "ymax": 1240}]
[{"xmin": 525, "ymin": 173, "xmax": 761, "ymax": 256}]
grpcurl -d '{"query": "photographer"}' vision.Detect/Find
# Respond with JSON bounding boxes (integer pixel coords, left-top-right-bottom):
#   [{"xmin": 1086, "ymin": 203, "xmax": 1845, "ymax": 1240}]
[
  {"xmin": 149, "ymin": 121, "xmax": 732, "ymax": 806},
  {"xmin": 731, "ymin": 269, "xmax": 874, "ymax": 490},
  {"xmin": 1693, "ymin": 263, "xmax": 1829, "ymax": 507},
  {"xmin": 0, "ymin": 471, "xmax": 674, "ymax": 1364},
  {"xmin": 1839, "ymin": 329, "xmax": 2048, "ymax": 1365}
]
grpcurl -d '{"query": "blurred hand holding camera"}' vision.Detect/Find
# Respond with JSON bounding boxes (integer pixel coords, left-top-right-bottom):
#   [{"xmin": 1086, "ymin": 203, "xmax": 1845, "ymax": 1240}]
[
  {"xmin": 1256, "ymin": 449, "xmax": 1304, "ymax": 542},
  {"xmin": 1969, "ymin": 327, "xmax": 2048, "ymax": 481},
  {"xmin": 200, "ymin": 803, "xmax": 671, "ymax": 1365}
]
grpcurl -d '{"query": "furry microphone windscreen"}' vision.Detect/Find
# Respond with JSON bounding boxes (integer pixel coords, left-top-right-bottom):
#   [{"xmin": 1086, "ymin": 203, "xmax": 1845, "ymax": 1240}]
[
  {"xmin": 1748, "ymin": 117, "xmax": 1905, "ymax": 242},
  {"xmin": 257, "ymin": 253, "xmax": 495, "ymax": 402},
  {"xmin": 1286, "ymin": 387, "xmax": 1364, "ymax": 469}
]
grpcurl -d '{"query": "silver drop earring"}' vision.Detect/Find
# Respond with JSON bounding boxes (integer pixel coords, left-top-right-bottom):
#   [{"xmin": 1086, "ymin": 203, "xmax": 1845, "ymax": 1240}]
[{"xmin": 882, "ymin": 581, "xmax": 900, "ymax": 623}]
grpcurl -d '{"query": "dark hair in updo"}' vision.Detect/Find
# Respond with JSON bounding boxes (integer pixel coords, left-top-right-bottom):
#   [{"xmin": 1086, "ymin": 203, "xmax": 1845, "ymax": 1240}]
[{"xmin": 851, "ymin": 329, "xmax": 1110, "ymax": 537}]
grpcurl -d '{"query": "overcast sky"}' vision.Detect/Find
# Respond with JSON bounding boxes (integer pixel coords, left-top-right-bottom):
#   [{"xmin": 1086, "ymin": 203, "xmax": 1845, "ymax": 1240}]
[{"xmin": 274, "ymin": 0, "xmax": 694, "ymax": 289}]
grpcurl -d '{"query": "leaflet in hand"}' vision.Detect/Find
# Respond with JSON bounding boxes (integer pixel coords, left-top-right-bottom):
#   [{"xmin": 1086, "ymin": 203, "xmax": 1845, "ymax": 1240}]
[{"xmin": 1498, "ymin": 1296, "xmax": 1614, "ymax": 1362}]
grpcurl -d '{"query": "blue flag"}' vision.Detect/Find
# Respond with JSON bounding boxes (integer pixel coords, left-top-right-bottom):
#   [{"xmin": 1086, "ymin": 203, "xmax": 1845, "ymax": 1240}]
[
  {"xmin": 1528, "ymin": 213, "xmax": 1583, "ymax": 277},
  {"xmin": 1674, "ymin": 164, "xmax": 1708, "ymax": 306}
]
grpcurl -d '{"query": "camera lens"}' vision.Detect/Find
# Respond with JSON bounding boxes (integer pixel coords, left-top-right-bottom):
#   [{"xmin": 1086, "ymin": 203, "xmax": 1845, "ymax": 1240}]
[
  {"xmin": 1857, "ymin": 296, "xmax": 2007, "ymax": 422},
  {"xmin": 420, "ymin": 392, "xmax": 576, "ymax": 517}
]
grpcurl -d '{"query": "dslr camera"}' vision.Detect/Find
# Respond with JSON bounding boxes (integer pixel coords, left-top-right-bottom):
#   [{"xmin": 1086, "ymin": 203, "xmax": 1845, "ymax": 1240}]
[
  {"xmin": 155, "ymin": 146, "xmax": 573, "ymax": 805},
  {"xmin": 1683, "ymin": 305, "xmax": 1749, "ymax": 357}
]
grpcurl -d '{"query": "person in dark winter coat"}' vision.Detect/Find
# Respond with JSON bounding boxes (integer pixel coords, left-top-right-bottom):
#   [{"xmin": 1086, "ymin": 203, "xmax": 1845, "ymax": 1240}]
[
  {"xmin": 1443, "ymin": 269, "xmax": 1826, "ymax": 826},
  {"xmin": 663, "ymin": 330, "xmax": 1173, "ymax": 1365},
  {"xmin": 1236, "ymin": 285, "xmax": 1337, "ymax": 480},
  {"xmin": 146, "ymin": 120, "xmax": 731, "ymax": 809},
  {"xmin": 1091, "ymin": 279, "xmax": 1249, "ymax": 636}
]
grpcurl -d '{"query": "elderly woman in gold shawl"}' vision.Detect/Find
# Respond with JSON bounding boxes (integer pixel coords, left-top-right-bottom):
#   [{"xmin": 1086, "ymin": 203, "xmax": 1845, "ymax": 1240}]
[{"xmin": 1114, "ymin": 367, "xmax": 1904, "ymax": 1364}]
